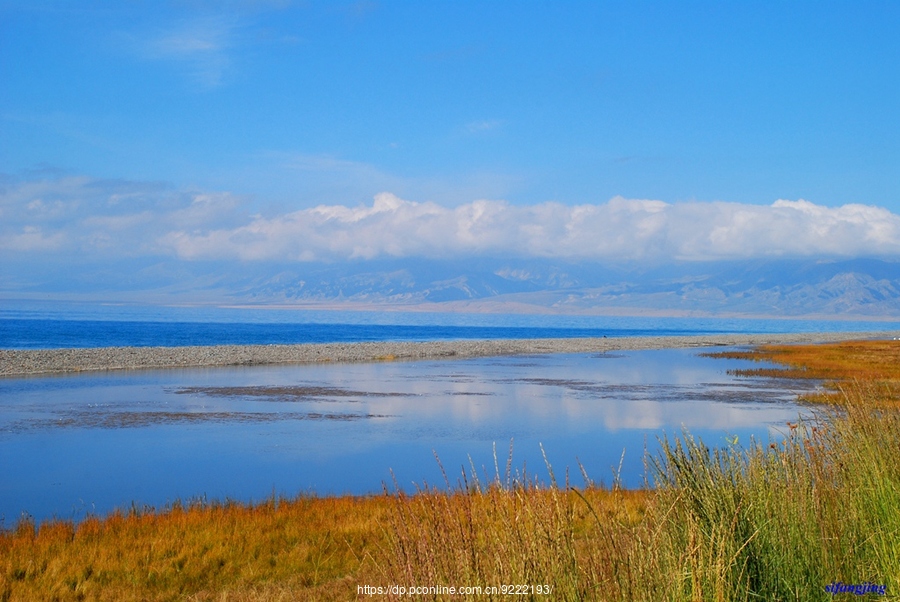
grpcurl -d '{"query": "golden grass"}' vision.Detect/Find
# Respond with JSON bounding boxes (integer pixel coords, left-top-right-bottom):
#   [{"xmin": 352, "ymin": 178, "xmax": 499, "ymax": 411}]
[
  {"xmin": 704, "ymin": 338, "xmax": 900, "ymax": 404},
  {"xmin": 1, "ymin": 495, "xmax": 392, "ymax": 601},
  {"xmin": 380, "ymin": 480, "xmax": 649, "ymax": 601},
  {"xmin": 0, "ymin": 487, "xmax": 644, "ymax": 601}
]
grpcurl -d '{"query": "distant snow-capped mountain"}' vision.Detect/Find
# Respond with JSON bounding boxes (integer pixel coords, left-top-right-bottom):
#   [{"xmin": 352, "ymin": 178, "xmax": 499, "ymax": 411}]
[
  {"xmin": 221, "ymin": 257, "xmax": 900, "ymax": 317},
  {"xmin": 6, "ymin": 256, "xmax": 900, "ymax": 318}
]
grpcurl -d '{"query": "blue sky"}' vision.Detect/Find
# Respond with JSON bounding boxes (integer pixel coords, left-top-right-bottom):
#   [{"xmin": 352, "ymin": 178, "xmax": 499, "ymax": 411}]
[{"xmin": 2, "ymin": 1, "xmax": 900, "ymax": 291}]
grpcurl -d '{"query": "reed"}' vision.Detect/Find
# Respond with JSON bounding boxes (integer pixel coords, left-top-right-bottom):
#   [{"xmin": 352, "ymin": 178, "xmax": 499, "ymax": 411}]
[
  {"xmin": 634, "ymin": 383, "xmax": 900, "ymax": 600},
  {"xmin": 377, "ymin": 447, "xmax": 648, "ymax": 601}
]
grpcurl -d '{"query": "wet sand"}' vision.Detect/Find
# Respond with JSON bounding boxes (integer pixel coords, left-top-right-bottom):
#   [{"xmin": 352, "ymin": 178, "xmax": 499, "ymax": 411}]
[{"xmin": 3, "ymin": 331, "xmax": 899, "ymax": 377}]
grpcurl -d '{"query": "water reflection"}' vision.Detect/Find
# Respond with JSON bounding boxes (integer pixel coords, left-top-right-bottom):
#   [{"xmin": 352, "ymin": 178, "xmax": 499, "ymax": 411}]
[{"xmin": 0, "ymin": 348, "xmax": 817, "ymax": 525}]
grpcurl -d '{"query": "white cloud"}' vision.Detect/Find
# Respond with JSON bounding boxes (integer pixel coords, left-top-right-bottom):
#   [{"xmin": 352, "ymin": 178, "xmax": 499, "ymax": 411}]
[
  {"xmin": 3, "ymin": 175, "xmax": 900, "ymax": 263},
  {"xmin": 125, "ymin": 5, "xmax": 301, "ymax": 88},
  {"xmin": 0, "ymin": 175, "xmax": 247, "ymax": 257},
  {"xmin": 465, "ymin": 120, "xmax": 503, "ymax": 134},
  {"xmin": 0, "ymin": 226, "xmax": 66, "ymax": 252},
  {"xmin": 158, "ymin": 193, "xmax": 900, "ymax": 262},
  {"xmin": 137, "ymin": 16, "xmax": 236, "ymax": 87}
]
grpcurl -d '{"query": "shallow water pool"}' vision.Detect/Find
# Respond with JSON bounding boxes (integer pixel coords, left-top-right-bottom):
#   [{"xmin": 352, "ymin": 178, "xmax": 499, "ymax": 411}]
[{"xmin": 0, "ymin": 348, "xmax": 816, "ymax": 525}]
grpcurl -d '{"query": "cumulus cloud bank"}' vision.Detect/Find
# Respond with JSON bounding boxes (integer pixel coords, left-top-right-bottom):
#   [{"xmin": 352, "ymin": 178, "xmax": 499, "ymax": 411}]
[
  {"xmin": 2, "ymin": 175, "xmax": 900, "ymax": 263},
  {"xmin": 160, "ymin": 194, "xmax": 900, "ymax": 262}
]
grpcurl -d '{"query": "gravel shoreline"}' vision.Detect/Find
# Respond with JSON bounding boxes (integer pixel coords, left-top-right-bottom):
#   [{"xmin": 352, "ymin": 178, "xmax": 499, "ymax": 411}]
[{"xmin": 3, "ymin": 331, "xmax": 899, "ymax": 377}]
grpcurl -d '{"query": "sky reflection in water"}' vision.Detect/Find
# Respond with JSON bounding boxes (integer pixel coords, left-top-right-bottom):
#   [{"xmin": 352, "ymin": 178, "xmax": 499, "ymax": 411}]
[{"xmin": 0, "ymin": 348, "xmax": 817, "ymax": 525}]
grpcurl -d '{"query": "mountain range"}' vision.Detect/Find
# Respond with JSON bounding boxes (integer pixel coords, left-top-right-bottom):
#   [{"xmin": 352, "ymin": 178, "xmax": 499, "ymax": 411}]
[{"xmin": 9, "ymin": 256, "xmax": 897, "ymax": 319}]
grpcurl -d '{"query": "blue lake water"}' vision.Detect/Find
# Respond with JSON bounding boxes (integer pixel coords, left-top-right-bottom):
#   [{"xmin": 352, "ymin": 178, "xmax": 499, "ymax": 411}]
[
  {"xmin": 0, "ymin": 347, "xmax": 817, "ymax": 526},
  {"xmin": 1, "ymin": 299, "xmax": 895, "ymax": 349}
]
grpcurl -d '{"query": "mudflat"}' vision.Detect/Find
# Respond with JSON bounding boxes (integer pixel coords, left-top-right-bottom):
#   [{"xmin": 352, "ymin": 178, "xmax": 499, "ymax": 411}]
[{"xmin": 3, "ymin": 331, "xmax": 900, "ymax": 377}]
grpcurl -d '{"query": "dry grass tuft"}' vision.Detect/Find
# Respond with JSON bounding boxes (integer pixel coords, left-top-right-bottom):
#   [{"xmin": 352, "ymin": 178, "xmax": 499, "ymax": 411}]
[{"xmin": 377, "ymin": 451, "xmax": 649, "ymax": 600}]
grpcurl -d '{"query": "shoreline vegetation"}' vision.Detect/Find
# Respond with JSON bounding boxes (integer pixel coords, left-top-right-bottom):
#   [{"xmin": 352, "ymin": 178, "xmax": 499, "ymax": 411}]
[
  {"xmin": 2, "ymin": 337, "xmax": 900, "ymax": 600},
  {"xmin": 3, "ymin": 330, "xmax": 900, "ymax": 377}
]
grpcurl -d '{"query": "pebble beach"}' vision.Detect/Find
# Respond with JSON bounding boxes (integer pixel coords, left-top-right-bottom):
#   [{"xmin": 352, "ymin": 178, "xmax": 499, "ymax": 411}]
[{"xmin": 3, "ymin": 331, "xmax": 899, "ymax": 377}]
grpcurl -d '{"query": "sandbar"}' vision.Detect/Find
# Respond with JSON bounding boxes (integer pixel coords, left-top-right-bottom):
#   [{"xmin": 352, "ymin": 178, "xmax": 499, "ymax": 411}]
[{"xmin": 3, "ymin": 331, "xmax": 900, "ymax": 377}]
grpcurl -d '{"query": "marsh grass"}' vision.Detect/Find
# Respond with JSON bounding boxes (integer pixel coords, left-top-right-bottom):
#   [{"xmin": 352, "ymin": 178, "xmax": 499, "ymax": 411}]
[
  {"xmin": 3, "ymin": 340, "xmax": 900, "ymax": 600},
  {"xmin": 704, "ymin": 339, "xmax": 900, "ymax": 405}
]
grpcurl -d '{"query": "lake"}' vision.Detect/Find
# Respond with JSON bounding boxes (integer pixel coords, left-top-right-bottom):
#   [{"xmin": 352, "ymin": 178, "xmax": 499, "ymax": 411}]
[
  {"xmin": 2, "ymin": 299, "xmax": 895, "ymax": 349},
  {"xmin": 0, "ymin": 347, "xmax": 816, "ymax": 526}
]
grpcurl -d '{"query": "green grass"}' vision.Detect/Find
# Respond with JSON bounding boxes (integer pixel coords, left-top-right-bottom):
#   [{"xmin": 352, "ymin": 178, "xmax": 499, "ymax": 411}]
[{"xmin": 640, "ymin": 385, "xmax": 900, "ymax": 600}]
